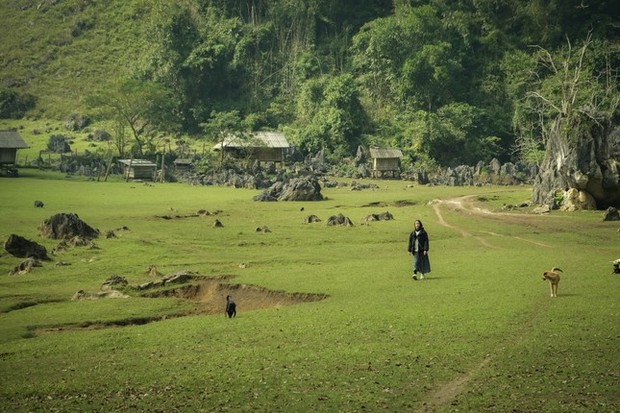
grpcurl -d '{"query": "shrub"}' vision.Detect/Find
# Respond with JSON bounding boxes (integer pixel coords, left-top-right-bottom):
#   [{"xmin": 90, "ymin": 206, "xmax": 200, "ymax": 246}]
[
  {"xmin": 65, "ymin": 113, "xmax": 90, "ymax": 131},
  {"xmin": 47, "ymin": 134, "xmax": 71, "ymax": 153},
  {"xmin": 89, "ymin": 129, "xmax": 111, "ymax": 142},
  {"xmin": 0, "ymin": 88, "xmax": 36, "ymax": 119}
]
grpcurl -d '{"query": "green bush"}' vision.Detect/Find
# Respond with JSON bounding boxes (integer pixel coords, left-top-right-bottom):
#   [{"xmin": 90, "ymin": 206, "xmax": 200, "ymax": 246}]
[
  {"xmin": 47, "ymin": 134, "xmax": 71, "ymax": 153},
  {"xmin": 0, "ymin": 88, "xmax": 36, "ymax": 119}
]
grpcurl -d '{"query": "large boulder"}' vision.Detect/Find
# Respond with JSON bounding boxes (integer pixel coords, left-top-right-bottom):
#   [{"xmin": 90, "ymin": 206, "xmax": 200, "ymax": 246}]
[
  {"xmin": 4, "ymin": 234, "xmax": 49, "ymax": 260},
  {"xmin": 253, "ymin": 181, "xmax": 285, "ymax": 201},
  {"xmin": 560, "ymin": 188, "xmax": 597, "ymax": 211},
  {"xmin": 602, "ymin": 207, "xmax": 620, "ymax": 221},
  {"xmin": 254, "ymin": 176, "xmax": 323, "ymax": 202},
  {"xmin": 533, "ymin": 118, "xmax": 620, "ymax": 209},
  {"xmin": 277, "ymin": 176, "xmax": 323, "ymax": 201},
  {"xmin": 38, "ymin": 213, "xmax": 99, "ymax": 240}
]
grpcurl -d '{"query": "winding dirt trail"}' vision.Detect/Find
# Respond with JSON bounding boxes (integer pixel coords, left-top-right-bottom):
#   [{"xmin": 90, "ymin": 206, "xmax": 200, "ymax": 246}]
[
  {"xmin": 418, "ymin": 195, "xmax": 553, "ymax": 412},
  {"xmin": 431, "ymin": 195, "xmax": 553, "ymax": 248}
]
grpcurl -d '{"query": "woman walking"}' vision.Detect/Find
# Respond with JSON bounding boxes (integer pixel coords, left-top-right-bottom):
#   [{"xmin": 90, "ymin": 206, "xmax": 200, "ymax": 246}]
[{"xmin": 408, "ymin": 219, "xmax": 431, "ymax": 280}]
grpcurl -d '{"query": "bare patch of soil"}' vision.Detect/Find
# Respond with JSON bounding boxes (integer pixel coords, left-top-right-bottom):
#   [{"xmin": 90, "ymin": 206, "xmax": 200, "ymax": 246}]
[
  {"xmin": 144, "ymin": 277, "xmax": 328, "ymax": 316},
  {"xmin": 36, "ymin": 277, "xmax": 328, "ymax": 335},
  {"xmin": 361, "ymin": 200, "xmax": 416, "ymax": 208},
  {"xmin": 431, "ymin": 195, "xmax": 557, "ymax": 248},
  {"xmin": 419, "ymin": 356, "xmax": 492, "ymax": 413}
]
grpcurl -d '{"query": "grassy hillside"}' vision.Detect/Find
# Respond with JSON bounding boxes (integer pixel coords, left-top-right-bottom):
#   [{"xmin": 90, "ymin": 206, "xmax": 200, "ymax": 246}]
[{"xmin": 0, "ymin": 0, "xmax": 149, "ymax": 119}]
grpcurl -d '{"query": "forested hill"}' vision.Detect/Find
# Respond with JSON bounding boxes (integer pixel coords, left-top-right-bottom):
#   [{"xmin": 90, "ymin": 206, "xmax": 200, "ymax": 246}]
[{"xmin": 1, "ymin": 0, "xmax": 618, "ymax": 167}]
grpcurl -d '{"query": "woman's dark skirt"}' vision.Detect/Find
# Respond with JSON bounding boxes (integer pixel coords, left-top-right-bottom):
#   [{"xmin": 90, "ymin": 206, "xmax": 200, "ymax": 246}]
[{"xmin": 413, "ymin": 252, "xmax": 431, "ymax": 274}]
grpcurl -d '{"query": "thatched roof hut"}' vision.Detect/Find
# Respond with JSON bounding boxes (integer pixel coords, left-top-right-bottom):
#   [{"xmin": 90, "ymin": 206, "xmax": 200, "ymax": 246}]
[
  {"xmin": 0, "ymin": 130, "xmax": 28, "ymax": 165},
  {"xmin": 213, "ymin": 131, "xmax": 291, "ymax": 164},
  {"xmin": 118, "ymin": 159, "xmax": 157, "ymax": 180},
  {"xmin": 369, "ymin": 148, "xmax": 403, "ymax": 179}
]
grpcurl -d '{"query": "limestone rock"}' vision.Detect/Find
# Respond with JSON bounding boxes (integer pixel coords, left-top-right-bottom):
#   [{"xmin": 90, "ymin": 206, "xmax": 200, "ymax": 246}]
[
  {"xmin": 533, "ymin": 119, "xmax": 620, "ymax": 209},
  {"xmin": 560, "ymin": 188, "xmax": 597, "ymax": 211},
  {"xmin": 4, "ymin": 234, "xmax": 49, "ymax": 260},
  {"xmin": 602, "ymin": 207, "xmax": 620, "ymax": 221},
  {"xmin": 38, "ymin": 213, "xmax": 99, "ymax": 240}
]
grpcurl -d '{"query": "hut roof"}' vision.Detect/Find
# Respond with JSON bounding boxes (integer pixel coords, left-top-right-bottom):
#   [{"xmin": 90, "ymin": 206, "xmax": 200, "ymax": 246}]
[
  {"xmin": 213, "ymin": 131, "xmax": 289, "ymax": 150},
  {"xmin": 0, "ymin": 130, "xmax": 29, "ymax": 149},
  {"xmin": 118, "ymin": 159, "xmax": 157, "ymax": 167},
  {"xmin": 369, "ymin": 148, "xmax": 403, "ymax": 159}
]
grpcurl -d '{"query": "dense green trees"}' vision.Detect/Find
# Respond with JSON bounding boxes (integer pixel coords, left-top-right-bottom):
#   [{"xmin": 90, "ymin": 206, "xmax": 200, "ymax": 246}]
[
  {"xmin": 87, "ymin": 80, "xmax": 177, "ymax": 155},
  {"xmin": 100, "ymin": 0, "xmax": 618, "ymax": 166},
  {"xmin": 509, "ymin": 34, "xmax": 620, "ymax": 165}
]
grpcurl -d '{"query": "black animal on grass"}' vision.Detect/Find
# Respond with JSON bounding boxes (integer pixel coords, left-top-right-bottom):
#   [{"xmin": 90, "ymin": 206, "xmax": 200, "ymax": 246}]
[{"xmin": 225, "ymin": 295, "xmax": 236, "ymax": 318}]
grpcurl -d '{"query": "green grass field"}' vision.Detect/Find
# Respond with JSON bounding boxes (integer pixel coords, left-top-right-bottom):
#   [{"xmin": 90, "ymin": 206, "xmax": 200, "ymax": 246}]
[{"xmin": 0, "ymin": 170, "xmax": 618, "ymax": 412}]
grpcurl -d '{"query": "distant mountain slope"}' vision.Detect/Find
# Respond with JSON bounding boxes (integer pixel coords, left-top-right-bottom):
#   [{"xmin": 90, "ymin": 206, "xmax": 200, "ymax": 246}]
[{"xmin": 0, "ymin": 0, "xmax": 150, "ymax": 119}]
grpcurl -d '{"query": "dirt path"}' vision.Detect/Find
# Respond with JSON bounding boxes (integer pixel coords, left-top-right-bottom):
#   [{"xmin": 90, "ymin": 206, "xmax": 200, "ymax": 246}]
[
  {"xmin": 418, "ymin": 195, "xmax": 553, "ymax": 412},
  {"xmin": 431, "ymin": 196, "xmax": 552, "ymax": 248},
  {"xmin": 418, "ymin": 356, "xmax": 492, "ymax": 413}
]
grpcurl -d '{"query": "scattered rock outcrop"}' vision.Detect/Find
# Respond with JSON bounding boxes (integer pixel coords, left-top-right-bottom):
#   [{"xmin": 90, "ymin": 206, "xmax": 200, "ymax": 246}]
[
  {"xmin": 101, "ymin": 275, "xmax": 129, "ymax": 291},
  {"xmin": 134, "ymin": 271, "xmax": 195, "ymax": 291},
  {"xmin": 254, "ymin": 176, "xmax": 323, "ymax": 202},
  {"xmin": 327, "ymin": 214, "xmax": 354, "ymax": 227},
  {"xmin": 9, "ymin": 257, "xmax": 43, "ymax": 275},
  {"xmin": 603, "ymin": 207, "xmax": 620, "ymax": 221},
  {"xmin": 4, "ymin": 234, "xmax": 49, "ymax": 260},
  {"xmin": 38, "ymin": 213, "xmax": 99, "ymax": 240},
  {"xmin": 364, "ymin": 211, "xmax": 394, "ymax": 222},
  {"xmin": 304, "ymin": 215, "xmax": 321, "ymax": 223},
  {"xmin": 72, "ymin": 289, "xmax": 129, "ymax": 300},
  {"xmin": 147, "ymin": 264, "xmax": 161, "ymax": 277}
]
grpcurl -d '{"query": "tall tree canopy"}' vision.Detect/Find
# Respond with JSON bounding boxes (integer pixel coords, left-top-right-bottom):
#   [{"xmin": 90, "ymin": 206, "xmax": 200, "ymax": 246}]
[{"xmin": 78, "ymin": 0, "xmax": 619, "ymax": 166}]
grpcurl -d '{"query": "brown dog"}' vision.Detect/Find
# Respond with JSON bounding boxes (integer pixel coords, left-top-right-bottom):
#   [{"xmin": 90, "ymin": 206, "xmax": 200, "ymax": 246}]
[{"xmin": 542, "ymin": 267, "xmax": 563, "ymax": 297}]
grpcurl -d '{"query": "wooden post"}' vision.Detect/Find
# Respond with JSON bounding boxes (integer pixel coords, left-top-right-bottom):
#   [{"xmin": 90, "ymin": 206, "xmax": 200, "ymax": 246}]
[
  {"xmin": 103, "ymin": 153, "xmax": 113, "ymax": 182},
  {"xmin": 160, "ymin": 147, "xmax": 165, "ymax": 183},
  {"xmin": 126, "ymin": 156, "xmax": 133, "ymax": 182}
]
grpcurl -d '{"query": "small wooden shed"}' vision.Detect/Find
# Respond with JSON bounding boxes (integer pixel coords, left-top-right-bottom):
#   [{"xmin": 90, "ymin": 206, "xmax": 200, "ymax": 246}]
[
  {"xmin": 173, "ymin": 158, "xmax": 193, "ymax": 172},
  {"xmin": 0, "ymin": 130, "xmax": 29, "ymax": 165},
  {"xmin": 369, "ymin": 148, "xmax": 403, "ymax": 179},
  {"xmin": 213, "ymin": 131, "xmax": 290, "ymax": 165},
  {"xmin": 118, "ymin": 159, "xmax": 157, "ymax": 180},
  {"xmin": 0, "ymin": 130, "xmax": 29, "ymax": 176}
]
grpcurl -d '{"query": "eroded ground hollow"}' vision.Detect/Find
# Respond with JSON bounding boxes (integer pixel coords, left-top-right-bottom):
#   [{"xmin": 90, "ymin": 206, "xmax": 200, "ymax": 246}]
[
  {"xmin": 35, "ymin": 278, "xmax": 328, "ymax": 335},
  {"xmin": 143, "ymin": 277, "xmax": 329, "ymax": 316}
]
